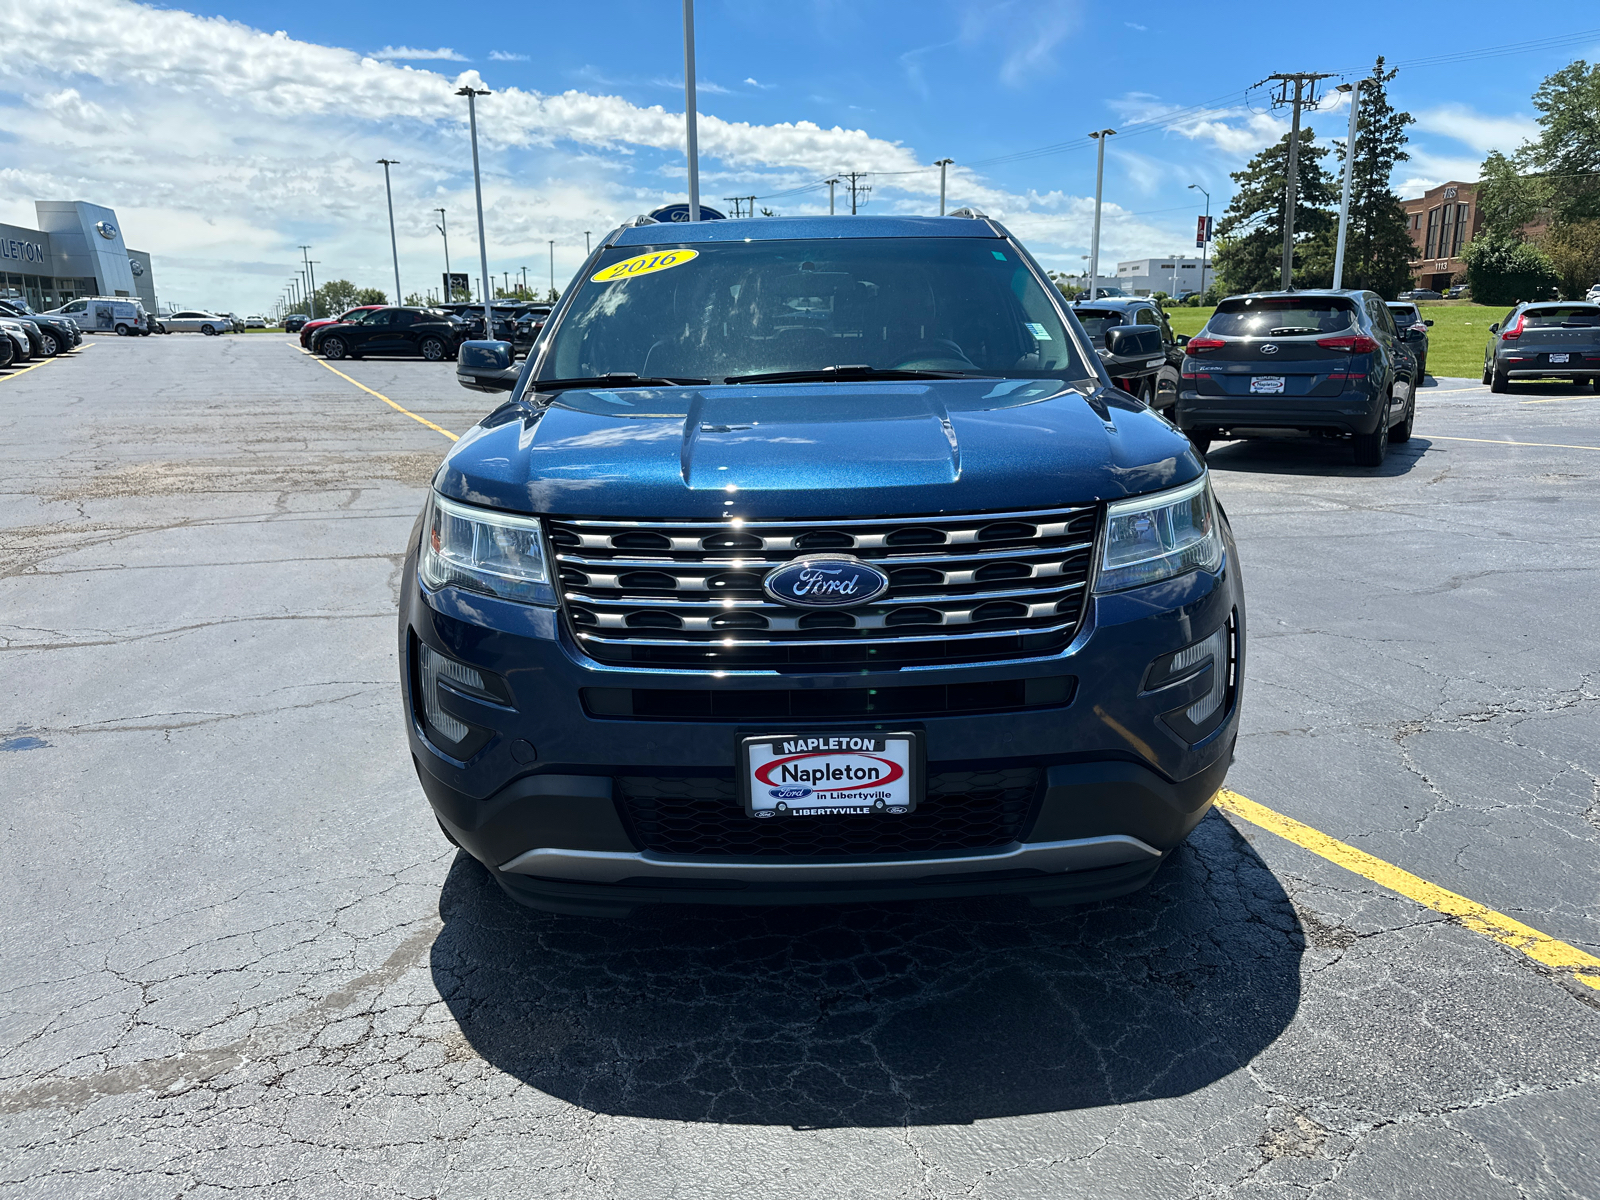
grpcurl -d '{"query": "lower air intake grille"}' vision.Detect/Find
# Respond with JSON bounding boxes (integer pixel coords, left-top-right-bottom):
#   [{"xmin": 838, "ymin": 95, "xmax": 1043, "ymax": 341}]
[{"xmin": 618, "ymin": 769, "xmax": 1042, "ymax": 857}]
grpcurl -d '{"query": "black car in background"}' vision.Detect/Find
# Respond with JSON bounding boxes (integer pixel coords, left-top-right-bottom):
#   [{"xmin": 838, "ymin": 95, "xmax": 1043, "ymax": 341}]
[
  {"xmin": 1069, "ymin": 297, "xmax": 1186, "ymax": 410},
  {"xmin": 284, "ymin": 313, "xmax": 309, "ymax": 333},
  {"xmin": 310, "ymin": 306, "xmax": 465, "ymax": 361},
  {"xmin": 437, "ymin": 302, "xmax": 531, "ymax": 349},
  {"xmin": 0, "ymin": 301, "xmax": 79, "ymax": 356},
  {"xmin": 1483, "ymin": 301, "xmax": 1600, "ymax": 392},
  {"xmin": 1386, "ymin": 301, "xmax": 1433, "ymax": 378},
  {"xmin": 1176, "ymin": 290, "xmax": 1418, "ymax": 466},
  {"xmin": 511, "ymin": 304, "xmax": 553, "ymax": 354}
]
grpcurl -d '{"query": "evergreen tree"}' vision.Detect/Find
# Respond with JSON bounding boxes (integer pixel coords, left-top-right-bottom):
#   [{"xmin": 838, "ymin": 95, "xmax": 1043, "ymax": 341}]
[
  {"xmin": 1213, "ymin": 128, "xmax": 1336, "ymax": 295},
  {"xmin": 1326, "ymin": 58, "xmax": 1417, "ymax": 297}
]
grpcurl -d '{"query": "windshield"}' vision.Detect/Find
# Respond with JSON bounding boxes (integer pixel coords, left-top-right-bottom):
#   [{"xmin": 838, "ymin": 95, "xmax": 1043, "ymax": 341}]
[
  {"xmin": 1072, "ymin": 309, "xmax": 1125, "ymax": 339},
  {"xmin": 1388, "ymin": 305, "xmax": 1420, "ymax": 326},
  {"xmin": 538, "ymin": 237, "xmax": 1088, "ymax": 383},
  {"xmin": 1208, "ymin": 298, "xmax": 1354, "ymax": 337}
]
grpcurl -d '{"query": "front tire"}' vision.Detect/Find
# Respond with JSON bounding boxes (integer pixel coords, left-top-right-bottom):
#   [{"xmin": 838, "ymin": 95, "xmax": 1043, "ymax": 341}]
[
  {"xmin": 1481, "ymin": 360, "xmax": 1492, "ymax": 385},
  {"xmin": 320, "ymin": 336, "xmax": 348, "ymax": 361},
  {"xmin": 39, "ymin": 333, "xmax": 60, "ymax": 356},
  {"xmin": 419, "ymin": 336, "xmax": 446, "ymax": 362},
  {"xmin": 1416, "ymin": 354, "xmax": 1428, "ymax": 379}
]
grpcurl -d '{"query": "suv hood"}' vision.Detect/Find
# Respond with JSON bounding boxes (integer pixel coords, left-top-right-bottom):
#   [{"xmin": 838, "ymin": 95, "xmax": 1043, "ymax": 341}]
[{"xmin": 436, "ymin": 378, "xmax": 1200, "ymax": 519}]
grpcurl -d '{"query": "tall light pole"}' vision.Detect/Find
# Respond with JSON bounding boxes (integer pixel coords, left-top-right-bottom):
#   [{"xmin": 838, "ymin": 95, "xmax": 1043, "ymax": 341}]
[
  {"xmin": 520, "ymin": 266, "xmax": 528, "ymax": 297},
  {"xmin": 584, "ymin": 231, "xmax": 592, "ymax": 255},
  {"xmin": 548, "ymin": 240, "xmax": 555, "ymax": 298},
  {"xmin": 377, "ymin": 159, "xmax": 403, "ymax": 303},
  {"xmin": 299, "ymin": 246, "xmax": 316, "ymax": 318},
  {"xmin": 682, "ymin": 0, "xmax": 701, "ymax": 220},
  {"xmin": 457, "ymin": 84, "xmax": 493, "ymax": 339},
  {"xmin": 1188, "ymin": 183, "xmax": 1211, "ymax": 301},
  {"xmin": 935, "ymin": 158, "xmax": 953, "ymax": 216},
  {"xmin": 434, "ymin": 208, "xmax": 452, "ymax": 298},
  {"xmin": 1332, "ymin": 81, "xmax": 1362, "ymax": 290},
  {"xmin": 1087, "ymin": 129, "xmax": 1115, "ymax": 301},
  {"xmin": 825, "ymin": 178, "xmax": 838, "ymax": 215}
]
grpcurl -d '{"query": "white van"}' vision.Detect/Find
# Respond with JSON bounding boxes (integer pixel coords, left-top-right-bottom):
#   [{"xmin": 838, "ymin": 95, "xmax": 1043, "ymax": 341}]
[{"xmin": 46, "ymin": 297, "xmax": 149, "ymax": 336}]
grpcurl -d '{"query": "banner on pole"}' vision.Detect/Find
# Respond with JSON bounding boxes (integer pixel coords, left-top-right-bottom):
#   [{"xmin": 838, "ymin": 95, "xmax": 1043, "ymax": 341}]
[{"xmin": 1195, "ymin": 216, "xmax": 1214, "ymax": 247}]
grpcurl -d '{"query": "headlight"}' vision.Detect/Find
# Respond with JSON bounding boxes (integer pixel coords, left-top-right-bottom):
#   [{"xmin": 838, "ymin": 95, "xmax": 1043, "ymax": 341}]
[
  {"xmin": 419, "ymin": 493, "xmax": 554, "ymax": 605},
  {"xmin": 1095, "ymin": 475, "xmax": 1222, "ymax": 592}
]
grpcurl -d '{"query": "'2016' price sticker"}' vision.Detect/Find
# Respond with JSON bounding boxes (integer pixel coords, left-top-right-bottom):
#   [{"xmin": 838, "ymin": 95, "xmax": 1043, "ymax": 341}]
[{"xmin": 591, "ymin": 249, "xmax": 699, "ymax": 283}]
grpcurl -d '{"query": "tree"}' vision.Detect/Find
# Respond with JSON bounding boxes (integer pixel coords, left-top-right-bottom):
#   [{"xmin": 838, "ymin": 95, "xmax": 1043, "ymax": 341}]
[
  {"xmin": 352, "ymin": 287, "xmax": 388, "ymax": 305},
  {"xmin": 1475, "ymin": 150, "xmax": 1548, "ymax": 241},
  {"xmin": 1462, "ymin": 232, "xmax": 1558, "ymax": 306},
  {"xmin": 311, "ymin": 279, "xmax": 360, "ymax": 314},
  {"xmin": 403, "ymin": 292, "xmax": 428, "ymax": 307},
  {"xmin": 1543, "ymin": 220, "xmax": 1600, "ymax": 298},
  {"xmin": 1522, "ymin": 60, "xmax": 1600, "ymax": 226},
  {"xmin": 1212, "ymin": 128, "xmax": 1337, "ymax": 295},
  {"xmin": 1326, "ymin": 57, "xmax": 1417, "ymax": 297}
]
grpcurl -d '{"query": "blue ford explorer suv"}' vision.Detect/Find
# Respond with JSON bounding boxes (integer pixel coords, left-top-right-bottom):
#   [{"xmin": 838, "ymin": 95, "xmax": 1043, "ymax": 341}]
[{"xmin": 401, "ymin": 212, "xmax": 1246, "ymax": 916}]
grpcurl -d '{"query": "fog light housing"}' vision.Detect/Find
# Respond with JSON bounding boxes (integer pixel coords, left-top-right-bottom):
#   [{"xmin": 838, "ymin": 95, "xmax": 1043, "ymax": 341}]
[
  {"xmin": 1149, "ymin": 615, "xmax": 1237, "ymax": 744},
  {"xmin": 412, "ymin": 639, "xmax": 507, "ymax": 759}
]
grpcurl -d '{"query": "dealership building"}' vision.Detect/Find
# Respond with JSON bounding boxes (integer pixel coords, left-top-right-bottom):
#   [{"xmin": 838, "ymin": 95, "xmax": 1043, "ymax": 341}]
[{"xmin": 0, "ymin": 201, "xmax": 156, "ymax": 313}]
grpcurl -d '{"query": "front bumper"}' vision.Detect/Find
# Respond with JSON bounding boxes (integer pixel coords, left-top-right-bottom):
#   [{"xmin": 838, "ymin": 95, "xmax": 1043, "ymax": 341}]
[{"xmin": 399, "ymin": 518, "xmax": 1245, "ymax": 912}]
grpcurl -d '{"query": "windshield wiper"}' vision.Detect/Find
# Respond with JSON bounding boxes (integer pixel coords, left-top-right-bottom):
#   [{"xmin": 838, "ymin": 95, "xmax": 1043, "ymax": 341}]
[
  {"xmin": 1265, "ymin": 326, "xmax": 1322, "ymax": 336},
  {"xmin": 526, "ymin": 373, "xmax": 710, "ymax": 391},
  {"xmin": 723, "ymin": 365, "xmax": 995, "ymax": 384}
]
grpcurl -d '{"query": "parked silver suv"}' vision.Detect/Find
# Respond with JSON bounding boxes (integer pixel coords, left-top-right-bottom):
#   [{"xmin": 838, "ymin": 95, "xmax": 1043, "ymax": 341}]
[{"xmin": 1483, "ymin": 301, "xmax": 1600, "ymax": 393}]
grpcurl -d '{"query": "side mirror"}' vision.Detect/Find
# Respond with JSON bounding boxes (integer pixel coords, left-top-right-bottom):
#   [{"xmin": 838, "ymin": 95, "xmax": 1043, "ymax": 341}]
[
  {"xmin": 1489, "ymin": 323, "xmax": 1499, "ymax": 333},
  {"xmin": 1175, "ymin": 333, "xmax": 1190, "ymax": 346},
  {"xmin": 1424, "ymin": 319, "xmax": 1434, "ymax": 327},
  {"xmin": 457, "ymin": 340, "xmax": 518, "ymax": 393},
  {"xmin": 1104, "ymin": 325, "xmax": 1162, "ymax": 358}
]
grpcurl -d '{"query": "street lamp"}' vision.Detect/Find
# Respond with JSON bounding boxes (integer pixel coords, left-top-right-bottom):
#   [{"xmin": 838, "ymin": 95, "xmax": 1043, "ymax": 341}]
[
  {"xmin": 1332, "ymin": 82, "xmax": 1362, "ymax": 290},
  {"xmin": 435, "ymin": 208, "xmax": 452, "ymax": 299},
  {"xmin": 1188, "ymin": 184, "xmax": 1211, "ymax": 302},
  {"xmin": 584, "ymin": 231, "xmax": 592, "ymax": 256},
  {"xmin": 457, "ymin": 84, "xmax": 494, "ymax": 339},
  {"xmin": 548, "ymin": 240, "xmax": 555, "ymax": 298},
  {"xmin": 299, "ymin": 246, "xmax": 317, "ymax": 318},
  {"xmin": 377, "ymin": 159, "xmax": 402, "ymax": 304},
  {"xmin": 682, "ymin": 0, "xmax": 701, "ymax": 220},
  {"xmin": 935, "ymin": 158, "xmax": 954, "ymax": 217},
  {"xmin": 1087, "ymin": 129, "xmax": 1115, "ymax": 301}
]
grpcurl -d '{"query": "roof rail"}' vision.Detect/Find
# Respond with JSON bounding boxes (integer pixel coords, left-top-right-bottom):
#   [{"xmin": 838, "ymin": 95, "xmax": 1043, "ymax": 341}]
[
  {"xmin": 946, "ymin": 207, "xmax": 988, "ymax": 219},
  {"xmin": 623, "ymin": 214, "xmax": 660, "ymax": 227}
]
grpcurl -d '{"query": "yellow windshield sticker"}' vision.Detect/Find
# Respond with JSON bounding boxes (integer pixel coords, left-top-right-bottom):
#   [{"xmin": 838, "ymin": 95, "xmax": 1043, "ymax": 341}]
[{"xmin": 591, "ymin": 249, "xmax": 699, "ymax": 283}]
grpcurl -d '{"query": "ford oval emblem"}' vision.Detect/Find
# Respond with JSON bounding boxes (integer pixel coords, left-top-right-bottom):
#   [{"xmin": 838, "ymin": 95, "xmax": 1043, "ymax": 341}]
[
  {"xmin": 1260, "ymin": 343, "xmax": 1279, "ymax": 354},
  {"xmin": 95, "ymin": 221, "xmax": 118, "ymax": 240},
  {"xmin": 763, "ymin": 554, "xmax": 890, "ymax": 609}
]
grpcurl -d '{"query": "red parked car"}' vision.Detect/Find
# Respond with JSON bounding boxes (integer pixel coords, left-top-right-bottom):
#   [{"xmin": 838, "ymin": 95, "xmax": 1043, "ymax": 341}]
[{"xmin": 299, "ymin": 305, "xmax": 384, "ymax": 348}]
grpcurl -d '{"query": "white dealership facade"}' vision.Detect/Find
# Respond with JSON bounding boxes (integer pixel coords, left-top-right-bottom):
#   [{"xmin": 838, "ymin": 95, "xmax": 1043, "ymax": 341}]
[{"xmin": 0, "ymin": 201, "xmax": 156, "ymax": 312}]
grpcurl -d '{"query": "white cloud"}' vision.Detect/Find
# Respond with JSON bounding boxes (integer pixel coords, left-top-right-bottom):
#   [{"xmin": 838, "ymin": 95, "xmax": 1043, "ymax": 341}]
[
  {"xmin": 488, "ymin": 51, "xmax": 529, "ymax": 62},
  {"xmin": 370, "ymin": 46, "xmax": 468, "ymax": 62},
  {"xmin": 958, "ymin": 0, "xmax": 1080, "ymax": 87},
  {"xmin": 1412, "ymin": 104, "xmax": 1537, "ymax": 155},
  {"xmin": 744, "ymin": 77, "xmax": 776, "ymax": 90},
  {"xmin": 1125, "ymin": 22, "xmax": 1147, "ymax": 31}
]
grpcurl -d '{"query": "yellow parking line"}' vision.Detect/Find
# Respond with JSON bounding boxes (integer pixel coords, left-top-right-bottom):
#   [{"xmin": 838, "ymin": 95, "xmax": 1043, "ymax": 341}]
[
  {"xmin": 0, "ymin": 355, "xmax": 60, "ymax": 382},
  {"xmin": 1429, "ymin": 434, "xmax": 1600, "ymax": 452},
  {"xmin": 1215, "ymin": 790, "xmax": 1600, "ymax": 993},
  {"xmin": 1520, "ymin": 394, "xmax": 1600, "ymax": 405},
  {"xmin": 304, "ymin": 353, "xmax": 458, "ymax": 442}
]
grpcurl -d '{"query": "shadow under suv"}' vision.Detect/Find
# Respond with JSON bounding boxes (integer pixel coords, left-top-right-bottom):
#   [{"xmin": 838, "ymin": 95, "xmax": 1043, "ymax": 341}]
[{"xmin": 401, "ymin": 213, "xmax": 1246, "ymax": 916}]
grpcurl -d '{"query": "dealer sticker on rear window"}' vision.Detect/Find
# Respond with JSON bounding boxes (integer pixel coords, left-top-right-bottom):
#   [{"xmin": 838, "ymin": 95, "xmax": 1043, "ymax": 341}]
[
  {"xmin": 739, "ymin": 733, "xmax": 919, "ymax": 817},
  {"xmin": 591, "ymin": 249, "xmax": 699, "ymax": 283}
]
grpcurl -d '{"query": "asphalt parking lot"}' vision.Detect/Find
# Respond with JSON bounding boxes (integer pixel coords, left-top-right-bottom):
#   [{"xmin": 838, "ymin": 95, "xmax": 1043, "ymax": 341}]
[{"xmin": 2, "ymin": 334, "xmax": 1597, "ymax": 1197}]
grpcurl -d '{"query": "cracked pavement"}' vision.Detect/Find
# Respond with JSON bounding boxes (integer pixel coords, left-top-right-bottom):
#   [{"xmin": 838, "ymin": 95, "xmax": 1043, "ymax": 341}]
[{"xmin": 1, "ymin": 340, "xmax": 1596, "ymax": 1196}]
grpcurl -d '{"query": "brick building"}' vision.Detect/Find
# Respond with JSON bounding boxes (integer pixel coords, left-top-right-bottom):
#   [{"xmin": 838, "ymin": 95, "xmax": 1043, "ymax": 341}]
[{"xmin": 1399, "ymin": 181, "xmax": 1481, "ymax": 292}]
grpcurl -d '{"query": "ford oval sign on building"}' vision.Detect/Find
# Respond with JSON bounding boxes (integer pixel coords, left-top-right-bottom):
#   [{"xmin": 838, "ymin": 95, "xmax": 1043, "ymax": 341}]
[
  {"xmin": 95, "ymin": 220, "xmax": 118, "ymax": 240},
  {"xmin": 763, "ymin": 555, "xmax": 889, "ymax": 608}
]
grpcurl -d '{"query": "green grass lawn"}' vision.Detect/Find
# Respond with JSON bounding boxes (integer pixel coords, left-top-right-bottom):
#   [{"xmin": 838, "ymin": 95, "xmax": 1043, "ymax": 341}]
[{"xmin": 1162, "ymin": 301, "xmax": 1499, "ymax": 379}]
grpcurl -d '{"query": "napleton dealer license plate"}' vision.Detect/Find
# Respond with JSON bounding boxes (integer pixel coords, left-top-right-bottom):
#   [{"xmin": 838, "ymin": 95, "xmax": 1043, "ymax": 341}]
[{"xmin": 739, "ymin": 732, "xmax": 921, "ymax": 818}]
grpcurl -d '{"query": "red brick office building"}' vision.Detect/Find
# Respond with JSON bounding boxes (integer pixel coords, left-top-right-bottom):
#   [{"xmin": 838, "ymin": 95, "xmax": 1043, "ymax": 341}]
[{"xmin": 1399, "ymin": 181, "xmax": 1481, "ymax": 292}]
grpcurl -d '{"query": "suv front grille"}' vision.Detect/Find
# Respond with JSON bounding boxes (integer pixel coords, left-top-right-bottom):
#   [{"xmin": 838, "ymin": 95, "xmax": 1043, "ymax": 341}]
[
  {"xmin": 548, "ymin": 506, "xmax": 1097, "ymax": 671},
  {"xmin": 618, "ymin": 769, "xmax": 1042, "ymax": 857}
]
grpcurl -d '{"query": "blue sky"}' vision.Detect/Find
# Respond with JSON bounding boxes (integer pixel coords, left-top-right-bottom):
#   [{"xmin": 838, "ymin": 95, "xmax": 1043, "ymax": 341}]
[{"xmin": 2, "ymin": 0, "xmax": 1592, "ymax": 311}]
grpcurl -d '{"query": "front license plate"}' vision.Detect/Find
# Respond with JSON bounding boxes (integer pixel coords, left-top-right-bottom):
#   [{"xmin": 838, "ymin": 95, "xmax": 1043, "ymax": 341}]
[
  {"xmin": 1549, "ymin": 353, "xmax": 1570, "ymax": 364},
  {"xmin": 1250, "ymin": 375, "xmax": 1286, "ymax": 394},
  {"xmin": 739, "ymin": 732, "xmax": 921, "ymax": 818}
]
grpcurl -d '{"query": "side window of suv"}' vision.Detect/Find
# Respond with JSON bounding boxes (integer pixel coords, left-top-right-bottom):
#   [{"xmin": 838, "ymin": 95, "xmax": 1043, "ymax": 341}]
[
  {"xmin": 1134, "ymin": 307, "xmax": 1159, "ymax": 326},
  {"xmin": 393, "ymin": 311, "xmax": 418, "ymax": 328}
]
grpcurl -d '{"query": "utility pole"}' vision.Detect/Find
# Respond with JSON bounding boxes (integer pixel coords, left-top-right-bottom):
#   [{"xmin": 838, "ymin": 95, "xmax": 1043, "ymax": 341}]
[
  {"xmin": 935, "ymin": 158, "xmax": 953, "ymax": 216},
  {"xmin": 825, "ymin": 178, "xmax": 838, "ymax": 215},
  {"xmin": 1332, "ymin": 80, "xmax": 1362, "ymax": 290},
  {"xmin": 682, "ymin": 0, "xmax": 701, "ymax": 221},
  {"xmin": 584, "ymin": 231, "xmax": 592, "ymax": 255},
  {"xmin": 548, "ymin": 240, "xmax": 555, "ymax": 298},
  {"xmin": 457, "ymin": 84, "xmax": 493, "ymax": 340},
  {"xmin": 1087, "ymin": 130, "xmax": 1115, "ymax": 301},
  {"xmin": 299, "ymin": 246, "xmax": 316, "ymax": 318},
  {"xmin": 840, "ymin": 172, "xmax": 871, "ymax": 214},
  {"xmin": 723, "ymin": 196, "xmax": 743, "ymax": 217},
  {"xmin": 520, "ymin": 266, "xmax": 528, "ymax": 297},
  {"xmin": 306, "ymin": 261, "xmax": 319, "ymax": 316},
  {"xmin": 1189, "ymin": 184, "xmax": 1211, "ymax": 301},
  {"xmin": 1265, "ymin": 72, "xmax": 1333, "ymax": 290},
  {"xmin": 377, "ymin": 159, "xmax": 402, "ymax": 304},
  {"xmin": 746, "ymin": 195, "xmax": 756, "ymax": 218}
]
